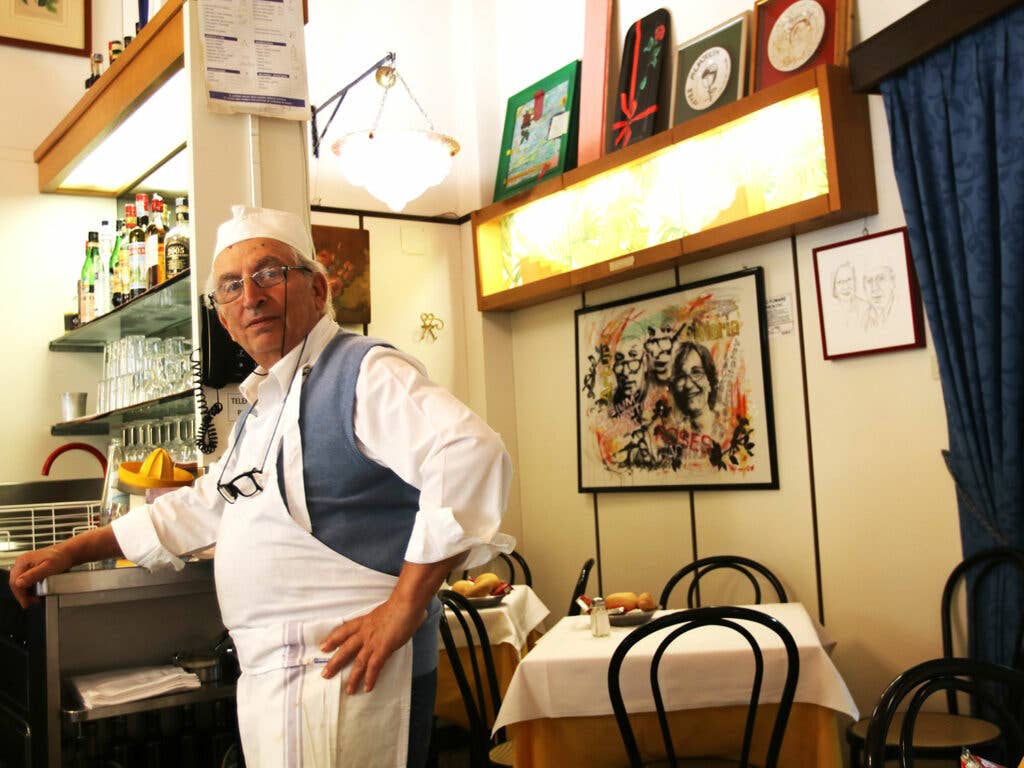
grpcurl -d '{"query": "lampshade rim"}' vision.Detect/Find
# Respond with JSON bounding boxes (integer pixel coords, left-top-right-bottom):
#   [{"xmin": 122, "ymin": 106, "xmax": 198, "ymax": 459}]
[{"xmin": 331, "ymin": 128, "xmax": 460, "ymax": 157}]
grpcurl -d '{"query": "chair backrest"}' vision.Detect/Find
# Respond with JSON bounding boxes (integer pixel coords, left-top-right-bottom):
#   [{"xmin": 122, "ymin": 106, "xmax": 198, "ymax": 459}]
[
  {"xmin": 864, "ymin": 657, "xmax": 1024, "ymax": 768},
  {"xmin": 437, "ymin": 590, "xmax": 504, "ymax": 766},
  {"xmin": 660, "ymin": 555, "xmax": 787, "ymax": 610},
  {"xmin": 567, "ymin": 557, "xmax": 596, "ymax": 616},
  {"xmin": 461, "ymin": 550, "xmax": 533, "ymax": 587},
  {"xmin": 608, "ymin": 605, "xmax": 800, "ymax": 768}
]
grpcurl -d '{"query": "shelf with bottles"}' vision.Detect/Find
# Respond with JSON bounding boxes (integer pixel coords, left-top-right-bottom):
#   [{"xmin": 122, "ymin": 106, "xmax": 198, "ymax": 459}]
[
  {"xmin": 63, "ymin": 681, "xmax": 236, "ymax": 724},
  {"xmin": 51, "ymin": 389, "xmax": 194, "ymax": 437},
  {"xmin": 50, "ymin": 269, "xmax": 192, "ymax": 352}
]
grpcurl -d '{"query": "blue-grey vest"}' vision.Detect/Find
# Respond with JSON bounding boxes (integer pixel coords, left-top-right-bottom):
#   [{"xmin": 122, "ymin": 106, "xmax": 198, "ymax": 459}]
[{"xmin": 235, "ymin": 331, "xmax": 440, "ymax": 675}]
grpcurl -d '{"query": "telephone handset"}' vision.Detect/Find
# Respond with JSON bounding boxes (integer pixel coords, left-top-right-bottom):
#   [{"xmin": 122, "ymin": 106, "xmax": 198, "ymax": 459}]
[
  {"xmin": 200, "ymin": 303, "xmax": 256, "ymax": 388},
  {"xmin": 190, "ymin": 304, "xmax": 256, "ymax": 454}
]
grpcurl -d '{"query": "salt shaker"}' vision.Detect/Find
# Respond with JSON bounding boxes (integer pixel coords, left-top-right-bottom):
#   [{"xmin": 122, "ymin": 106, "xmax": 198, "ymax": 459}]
[{"xmin": 590, "ymin": 596, "xmax": 611, "ymax": 637}]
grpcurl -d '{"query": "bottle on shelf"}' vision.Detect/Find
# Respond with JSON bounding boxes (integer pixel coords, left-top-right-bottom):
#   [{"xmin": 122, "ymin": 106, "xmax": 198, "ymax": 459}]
[
  {"xmin": 85, "ymin": 53, "xmax": 103, "ymax": 89},
  {"xmin": 78, "ymin": 233, "xmax": 97, "ymax": 325},
  {"xmin": 164, "ymin": 197, "xmax": 190, "ymax": 278},
  {"xmin": 96, "ymin": 220, "xmax": 113, "ymax": 317},
  {"xmin": 146, "ymin": 193, "xmax": 167, "ymax": 288},
  {"xmin": 129, "ymin": 195, "xmax": 149, "ymax": 299},
  {"xmin": 110, "ymin": 218, "xmax": 125, "ymax": 307}
]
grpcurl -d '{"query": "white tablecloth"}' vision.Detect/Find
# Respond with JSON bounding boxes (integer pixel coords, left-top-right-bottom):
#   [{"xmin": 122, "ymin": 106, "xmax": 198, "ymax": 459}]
[
  {"xmin": 493, "ymin": 602, "xmax": 857, "ymax": 732},
  {"xmin": 443, "ymin": 584, "xmax": 550, "ymax": 652}
]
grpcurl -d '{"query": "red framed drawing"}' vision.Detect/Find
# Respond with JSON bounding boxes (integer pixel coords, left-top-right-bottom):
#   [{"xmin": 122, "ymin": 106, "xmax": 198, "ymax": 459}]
[
  {"xmin": 750, "ymin": 0, "xmax": 852, "ymax": 92},
  {"xmin": 812, "ymin": 227, "xmax": 925, "ymax": 360}
]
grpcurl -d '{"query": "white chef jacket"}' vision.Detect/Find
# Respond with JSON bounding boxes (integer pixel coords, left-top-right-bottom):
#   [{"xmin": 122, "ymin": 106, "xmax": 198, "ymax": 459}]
[{"xmin": 112, "ymin": 315, "xmax": 514, "ymax": 573}]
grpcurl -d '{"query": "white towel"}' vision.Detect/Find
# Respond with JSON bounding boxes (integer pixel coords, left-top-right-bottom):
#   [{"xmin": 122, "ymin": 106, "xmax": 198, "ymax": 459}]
[{"xmin": 69, "ymin": 665, "xmax": 201, "ymax": 709}]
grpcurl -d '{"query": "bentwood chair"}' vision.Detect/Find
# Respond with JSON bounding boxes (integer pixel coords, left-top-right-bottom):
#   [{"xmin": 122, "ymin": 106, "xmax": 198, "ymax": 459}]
[
  {"xmin": 608, "ymin": 606, "xmax": 800, "ymax": 767},
  {"xmin": 847, "ymin": 546, "xmax": 1024, "ymax": 766},
  {"xmin": 567, "ymin": 557, "xmax": 596, "ymax": 616},
  {"xmin": 437, "ymin": 590, "xmax": 514, "ymax": 767},
  {"xmin": 659, "ymin": 556, "xmax": 787, "ymax": 610},
  {"xmin": 863, "ymin": 658, "xmax": 1024, "ymax": 768}
]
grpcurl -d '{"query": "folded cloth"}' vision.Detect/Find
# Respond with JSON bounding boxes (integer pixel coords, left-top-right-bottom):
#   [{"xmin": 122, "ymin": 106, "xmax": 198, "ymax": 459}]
[{"xmin": 69, "ymin": 665, "xmax": 201, "ymax": 709}]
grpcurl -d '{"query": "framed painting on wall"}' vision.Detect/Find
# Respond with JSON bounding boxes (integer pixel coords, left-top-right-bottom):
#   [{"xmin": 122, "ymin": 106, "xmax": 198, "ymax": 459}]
[
  {"xmin": 750, "ymin": 0, "xmax": 852, "ymax": 92},
  {"xmin": 575, "ymin": 267, "xmax": 778, "ymax": 492},
  {"xmin": 671, "ymin": 12, "xmax": 750, "ymax": 127},
  {"xmin": 0, "ymin": 0, "xmax": 90, "ymax": 56},
  {"xmin": 312, "ymin": 224, "xmax": 371, "ymax": 324},
  {"xmin": 812, "ymin": 227, "xmax": 925, "ymax": 360},
  {"xmin": 493, "ymin": 60, "xmax": 581, "ymax": 203}
]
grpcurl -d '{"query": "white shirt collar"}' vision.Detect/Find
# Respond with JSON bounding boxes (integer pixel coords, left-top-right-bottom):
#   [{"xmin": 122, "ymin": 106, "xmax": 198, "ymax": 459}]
[{"xmin": 238, "ymin": 315, "xmax": 341, "ymax": 404}]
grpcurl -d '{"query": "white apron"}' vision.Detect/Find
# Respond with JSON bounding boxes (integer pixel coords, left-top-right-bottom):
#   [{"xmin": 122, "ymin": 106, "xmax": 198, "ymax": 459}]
[{"xmin": 214, "ymin": 366, "xmax": 412, "ymax": 768}]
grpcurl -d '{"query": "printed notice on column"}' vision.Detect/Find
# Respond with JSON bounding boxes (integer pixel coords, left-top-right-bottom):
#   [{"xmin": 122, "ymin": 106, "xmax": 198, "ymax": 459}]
[{"xmin": 197, "ymin": 0, "xmax": 309, "ymax": 120}]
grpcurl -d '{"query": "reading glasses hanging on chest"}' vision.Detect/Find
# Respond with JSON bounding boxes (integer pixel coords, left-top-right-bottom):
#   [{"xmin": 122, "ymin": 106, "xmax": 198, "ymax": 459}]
[{"xmin": 310, "ymin": 52, "xmax": 460, "ymax": 212}]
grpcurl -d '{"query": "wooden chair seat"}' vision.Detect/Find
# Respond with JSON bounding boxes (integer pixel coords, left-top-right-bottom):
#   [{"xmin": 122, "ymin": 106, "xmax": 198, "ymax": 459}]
[{"xmin": 488, "ymin": 738, "xmax": 515, "ymax": 765}]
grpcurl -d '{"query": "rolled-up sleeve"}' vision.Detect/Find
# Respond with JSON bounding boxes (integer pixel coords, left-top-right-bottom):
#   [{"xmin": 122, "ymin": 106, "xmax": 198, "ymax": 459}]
[
  {"xmin": 111, "ymin": 455, "xmax": 227, "ymax": 571},
  {"xmin": 355, "ymin": 348, "xmax": 514, "ymax": 572}
]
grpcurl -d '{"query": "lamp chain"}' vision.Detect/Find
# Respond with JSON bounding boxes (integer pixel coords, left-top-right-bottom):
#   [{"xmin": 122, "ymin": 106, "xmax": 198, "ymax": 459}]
[{"xmin": 396, "ymin": 73, "xmax": 437, "ymax": 131}]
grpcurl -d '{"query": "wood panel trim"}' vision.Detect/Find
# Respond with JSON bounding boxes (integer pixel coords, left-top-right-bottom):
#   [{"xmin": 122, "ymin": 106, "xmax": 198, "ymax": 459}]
[
  {"xmin": 35, "ymin": 0, "xmax": 184, "ymax": 192},
  {"xmin": 848, "ymin": 0, "xmax": 1022, "ymax": 93}
]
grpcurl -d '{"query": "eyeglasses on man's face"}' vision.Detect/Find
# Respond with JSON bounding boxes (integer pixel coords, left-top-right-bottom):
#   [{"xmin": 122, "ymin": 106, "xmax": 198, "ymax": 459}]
[
  {"xmin": 209, "ymin": 264, "xmax": 312, "ymax": 306},
  {"xmin": 217, "ymin": 467, "xmax": 265, "ymax": 503},
  {"xmin": 613, "ymin": 357, "xmax": 644, "ymax": 374}
]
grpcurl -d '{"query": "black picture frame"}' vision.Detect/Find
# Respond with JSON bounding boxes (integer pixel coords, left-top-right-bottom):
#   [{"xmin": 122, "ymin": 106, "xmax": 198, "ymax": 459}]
[{"xmin": 575, "ymin": 267, "xmax": 778, "ymax": 492}]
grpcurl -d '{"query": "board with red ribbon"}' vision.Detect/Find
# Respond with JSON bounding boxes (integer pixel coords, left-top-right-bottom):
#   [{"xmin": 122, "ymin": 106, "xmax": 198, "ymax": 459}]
[{"xmin": 607, "ymin": 8, "xmax": 671, "ymax": 153}]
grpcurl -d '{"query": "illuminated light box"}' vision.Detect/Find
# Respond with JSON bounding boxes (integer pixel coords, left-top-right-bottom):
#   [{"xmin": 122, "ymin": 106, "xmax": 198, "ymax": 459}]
[{"xmin": 472, "ymin": 65, "xmax": 876, "ymax": 312}]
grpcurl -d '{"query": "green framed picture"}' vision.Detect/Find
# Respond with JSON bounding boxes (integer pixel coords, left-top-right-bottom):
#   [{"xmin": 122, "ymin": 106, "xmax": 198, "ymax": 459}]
[
  {"xmin": 671, "ymin": 12, "xmax": 750, "ymax": 127},
  {"xmin": 493, "ymin": 60, "xmax": 581, "ymax": 203}
]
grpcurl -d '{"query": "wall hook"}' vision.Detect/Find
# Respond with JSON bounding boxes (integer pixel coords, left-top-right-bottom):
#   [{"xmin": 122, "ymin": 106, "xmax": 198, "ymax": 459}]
[{"xmin": 419, "ymin": 313, "xmax": 444, "ymax": 341}]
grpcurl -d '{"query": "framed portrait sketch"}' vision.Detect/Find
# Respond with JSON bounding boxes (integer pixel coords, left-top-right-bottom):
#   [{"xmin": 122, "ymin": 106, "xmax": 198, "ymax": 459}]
[
  {"xmin": 812, "ymin": 227, "xmax": 925, "ymax": 360},
  {"xmin": 0, "ymin": 0, "xmax": 90, "ymax": 56},
  {"xmin": 575, "ymin": 267, "xmax": 778, "ymax": 492},
  {"xmin": 493, "ymin": 60, "xmax": 581, "ymax": 203},
  {"xmin": 750, "ymin": 0, "xmax": 852, "ymax": 92},
  {"xmin": 311, "ymin": 225, "xmax": 371, "ymax": 324},
  {"xmin": 671, "ymin": 12, "xmax": 750, "ymax": 127}
]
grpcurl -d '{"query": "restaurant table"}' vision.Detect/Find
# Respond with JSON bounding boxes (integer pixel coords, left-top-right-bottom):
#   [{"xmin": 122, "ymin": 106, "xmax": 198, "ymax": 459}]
[
  {"xmin": 435, "ymin": 584, "xmax": 550, "ymax": 728},
  {"xmin": 492, "ymin": 603, "xmax": 858, "ymax": 768}
]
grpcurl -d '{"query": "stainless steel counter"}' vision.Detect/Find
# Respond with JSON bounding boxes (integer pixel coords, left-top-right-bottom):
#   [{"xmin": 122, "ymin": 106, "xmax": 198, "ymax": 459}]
[{"xmin": 36, "ymin": 559, "xmax": 215, "ymax": 598}]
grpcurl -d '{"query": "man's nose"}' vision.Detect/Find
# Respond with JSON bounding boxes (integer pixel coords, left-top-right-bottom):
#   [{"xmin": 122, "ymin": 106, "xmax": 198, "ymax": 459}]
[{"xmin": 241, "ymin": 276, "xmax": 268, "ymax": 306}]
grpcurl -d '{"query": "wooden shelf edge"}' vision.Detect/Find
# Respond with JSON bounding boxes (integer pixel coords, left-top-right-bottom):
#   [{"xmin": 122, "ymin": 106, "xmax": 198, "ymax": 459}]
[
  {"xmin": 35, "ymin": 0, "xmax": 185, "ymax": 193},
  {"xmin": 472, "ymin": 64, "xmax": 878, "ymax": 312}
]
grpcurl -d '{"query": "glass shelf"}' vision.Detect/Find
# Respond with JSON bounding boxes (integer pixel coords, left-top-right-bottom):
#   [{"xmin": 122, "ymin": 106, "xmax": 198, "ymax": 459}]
[
  {"xmin": 51, "ymin": 389, "xmax": 194, "ymax": 436},
  {"xmin": 50, "ymin": 270, "xmax": 193, "ymax": 352},
  {"xmin": 63, "ymin": 681, "xmax": 236, "ymax": 723}
]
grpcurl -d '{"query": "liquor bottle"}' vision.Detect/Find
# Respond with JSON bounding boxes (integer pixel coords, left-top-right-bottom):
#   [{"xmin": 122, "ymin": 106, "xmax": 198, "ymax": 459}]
[
  {"xmin": 145, "ymin": 194, "xmax": 167, "ymax": 288},
  {"xmin": 121, "ymin": 207, "xmax": 136, "ymax": 302},
  {"xmin": 110, "ymin": 218, "xmax": 125, "ymax": 307},
  {"xmin": 128, "ymin": 195, "xmax": 148, "ymax": 299},
  {"xmin": 78, "ymin": 233, "xmax": 97, "ymax": 325},
  {"xmin": 96, "ymin": 220, "xmax": 113, "ymax": 316},
  {"xmin": 164, "ymin": 197, "xmax": 190, "ymax": 278}
]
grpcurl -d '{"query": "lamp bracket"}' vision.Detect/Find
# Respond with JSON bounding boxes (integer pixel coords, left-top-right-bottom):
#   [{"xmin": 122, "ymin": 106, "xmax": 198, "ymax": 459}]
[{"xmin": 311, "ymin": 52, "xmax": 396, "ymax": 158}]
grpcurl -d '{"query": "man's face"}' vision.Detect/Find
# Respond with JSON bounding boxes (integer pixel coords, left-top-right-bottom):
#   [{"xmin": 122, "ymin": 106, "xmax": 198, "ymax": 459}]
[
  {"xmin": 644, "ymin": 327, "xmax": 677, "ymax": 383},
  {"xmin": 864, "ymin": 267, "xmax": 895, "ymax": 309},
  {"xmin": 673, "ymin": 348, "xmax": 711, "ymax": 417},
  {"xmin": 613, "ymin": 340, "xmax": 646, "ymax": 400},
  {"xmin": 214, "ymin": 238, "xmax": 326, "ymax": 369}
]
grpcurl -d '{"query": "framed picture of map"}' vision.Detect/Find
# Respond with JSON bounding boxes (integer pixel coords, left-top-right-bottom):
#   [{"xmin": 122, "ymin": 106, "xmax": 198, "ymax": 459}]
[
  {"xmin": 493, "ymin": 60, "xmax": 581, "ymax": 203},
  {"xmin": 575, "ymin": 267, "xmax": 777, "ymax": 492}
]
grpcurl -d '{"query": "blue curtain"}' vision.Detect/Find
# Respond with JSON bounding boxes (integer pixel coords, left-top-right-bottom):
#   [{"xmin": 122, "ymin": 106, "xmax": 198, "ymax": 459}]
[{"xmin": 880, "ymin": 7, "xmax": 1024, "ymax": 674}]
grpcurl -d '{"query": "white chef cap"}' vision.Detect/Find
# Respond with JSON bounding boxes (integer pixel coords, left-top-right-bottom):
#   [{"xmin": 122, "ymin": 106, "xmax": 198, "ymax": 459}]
[{"xmin": 213, "ymin": 205, "xmax": 314, "ymax": 265}]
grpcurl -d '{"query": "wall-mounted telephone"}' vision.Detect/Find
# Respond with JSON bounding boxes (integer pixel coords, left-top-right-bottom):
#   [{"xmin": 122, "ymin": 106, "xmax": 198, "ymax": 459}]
[
  {"xmin": 200, "ymin": 303, "xmax": 256, "ymax": 388},
  {"xmin": 190, "ymin": 305, "xmax": 256, "ymax": 454}
]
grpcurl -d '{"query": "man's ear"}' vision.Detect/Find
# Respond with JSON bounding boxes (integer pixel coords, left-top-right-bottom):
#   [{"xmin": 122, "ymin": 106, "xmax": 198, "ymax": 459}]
[{"xmin": 312, "ymin": 271, "xmax": 328, "ymax": 313}]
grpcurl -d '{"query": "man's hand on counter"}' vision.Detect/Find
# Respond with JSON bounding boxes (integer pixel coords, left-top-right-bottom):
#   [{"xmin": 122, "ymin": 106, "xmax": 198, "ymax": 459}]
[{"xmin": 8, "ymin": 525, "xmax": 123, "ymax": 608}]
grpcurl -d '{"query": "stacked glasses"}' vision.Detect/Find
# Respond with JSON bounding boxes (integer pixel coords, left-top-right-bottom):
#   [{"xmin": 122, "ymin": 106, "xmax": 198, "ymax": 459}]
[{"xmin": 97, "ymin": 336, "xmax": 192, "ymax": 413}]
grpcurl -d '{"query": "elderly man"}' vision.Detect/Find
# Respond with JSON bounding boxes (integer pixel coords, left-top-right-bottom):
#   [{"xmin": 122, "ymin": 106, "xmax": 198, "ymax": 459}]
[{"xmin": 9, "ymin": 205, "xmax": 513, "ymax": 768}]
